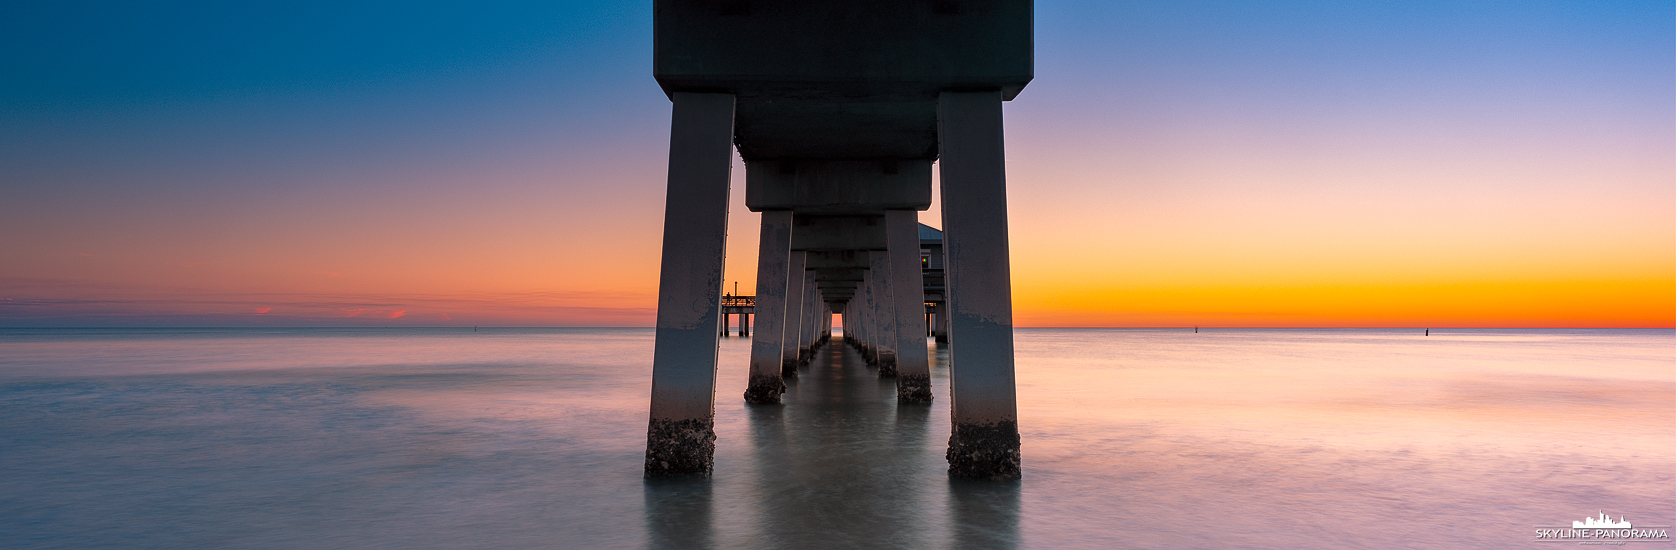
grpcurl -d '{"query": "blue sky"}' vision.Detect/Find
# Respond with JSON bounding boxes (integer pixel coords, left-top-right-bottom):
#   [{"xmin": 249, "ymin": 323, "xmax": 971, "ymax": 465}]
[{"xmin": 2, "ymin": 1, "xmax": 1671, "ymax": 326}]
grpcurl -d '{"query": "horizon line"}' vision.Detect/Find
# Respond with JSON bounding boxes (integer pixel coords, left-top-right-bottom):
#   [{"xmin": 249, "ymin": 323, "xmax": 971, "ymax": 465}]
[{"xmin": 1, "ymin": 326, "xmax": 1670, "ymax": 330}]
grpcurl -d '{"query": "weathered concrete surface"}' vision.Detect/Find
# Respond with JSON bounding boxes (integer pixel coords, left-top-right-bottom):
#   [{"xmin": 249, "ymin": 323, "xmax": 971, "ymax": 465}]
[
  {"xmin": 743, "ymin": 373, "xmax": 786, "ymax": 405},
  {"xmin": 897, "ymin": 373, "xmax": 933, "ymax": 404},
  {"xmin": 645, "ymin": 418, "xmax": 718, "ymax": 478},
  {"xmin": 946, "ymin": 421, "xmax": 1021, "ymax": 480}
]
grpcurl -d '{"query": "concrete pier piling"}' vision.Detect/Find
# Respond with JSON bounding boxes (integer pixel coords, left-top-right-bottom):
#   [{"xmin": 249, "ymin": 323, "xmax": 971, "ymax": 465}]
[
  {"xmin": 647, "ymin": 0, "xmax": 1030, "ymax": 479},
  {"xmin": 744, "ymin": 210, "xmax": 794, "ymax": 405},
  {"xmin": 858, "ymin": 272, "xmax": 878, "ymax": 366},
  {"xmin": 820, "ymin": 303, "xmax": 832, "ymax": 345},
  {"xmin": 869, "ymin": 250, "xmax": 900, "ymax": 376},
  {"xmin": 886, "ymin": 210, "xmax": 932, "ymax": 403},
  {"xmin": 798, "ymin": 268, "xmax": 819, "ymax": 364},
  {"xmin": 644, "ymin": 92, "xmax": 735, "ymax": 478},
  {"xmin": 939, "ymin": 91, "xmax": 1021, "ymax": 480},
  {"xmin": 933, "ymin": 303, "xmax": 948, "ymax": 343},
  {"xmin": 781, "ymin": 251, "xmax": 806, "ymax": 378}
]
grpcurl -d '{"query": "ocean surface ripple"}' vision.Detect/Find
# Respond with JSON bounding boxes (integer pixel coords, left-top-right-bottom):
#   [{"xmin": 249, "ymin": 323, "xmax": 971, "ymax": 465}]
[{"xmin": 1, "ymin": 327, "xmax": 1670, "ymax": 549}]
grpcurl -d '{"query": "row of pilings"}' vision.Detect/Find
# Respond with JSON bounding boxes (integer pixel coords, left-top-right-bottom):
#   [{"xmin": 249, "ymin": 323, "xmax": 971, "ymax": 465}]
[{"xmin": 642, "ymin": 93, "xmax": 1023, "ymax": 482}]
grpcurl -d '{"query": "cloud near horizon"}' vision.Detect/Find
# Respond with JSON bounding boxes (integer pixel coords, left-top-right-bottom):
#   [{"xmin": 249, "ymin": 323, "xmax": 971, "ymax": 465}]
[{"xmin": 0, "ymin": 278, "xmax": 655, "ymax": 327}]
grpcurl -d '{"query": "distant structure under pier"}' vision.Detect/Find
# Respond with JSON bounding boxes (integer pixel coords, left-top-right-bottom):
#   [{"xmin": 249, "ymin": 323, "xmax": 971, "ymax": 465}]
[
  {"xmin": 719, "ymin": 226, "xmax": 946, "ymax": 341},
  {"xmin": 719, "ymin": 294, "xmax": 752, "ymax": 337},
  {"xmin": 920, "ymin": 223, "xmax": 949, "ymax": 343}
]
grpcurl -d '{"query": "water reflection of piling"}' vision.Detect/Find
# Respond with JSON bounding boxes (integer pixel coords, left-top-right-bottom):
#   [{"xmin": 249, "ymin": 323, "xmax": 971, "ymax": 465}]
[
  {"xmin": 744, "ymin": 340, "xmax": 942, "ymax": 548},
  {"xmin": 642, "ymin": 478, "xmax": 714, "ymax": 550},
  {"xmin": 949, "ymin": 479, "xmax": 1022, "ymax": 550}
]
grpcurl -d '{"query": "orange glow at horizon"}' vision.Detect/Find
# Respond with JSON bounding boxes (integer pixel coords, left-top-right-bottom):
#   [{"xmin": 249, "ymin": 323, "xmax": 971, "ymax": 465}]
[
  {"xmin": 4, "ymin": 97, "xmax": 1671, "ymax": 329},
  {"xmin": 3, "ymin": 144, "xmax": 1669, "ymax": 327},
  {"xmin": 1013, "ymin": 277, "xmax": 1674, "ymax": 328}
]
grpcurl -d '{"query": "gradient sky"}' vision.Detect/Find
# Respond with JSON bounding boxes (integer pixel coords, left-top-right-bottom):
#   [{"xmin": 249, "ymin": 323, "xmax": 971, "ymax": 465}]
[{"xmin": 2, "ymin": 1, "xmax": 1671, "ymax": 327}]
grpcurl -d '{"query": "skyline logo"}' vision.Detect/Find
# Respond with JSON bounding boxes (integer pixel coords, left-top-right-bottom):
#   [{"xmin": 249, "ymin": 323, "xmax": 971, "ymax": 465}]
[
  {"xmin": 1578, "ymin": 511, "xmax": 1634, "ymax": 529},
  {"xmin": 1535, "ymin": 511, "xmax": 1670, "ymax": 544}
]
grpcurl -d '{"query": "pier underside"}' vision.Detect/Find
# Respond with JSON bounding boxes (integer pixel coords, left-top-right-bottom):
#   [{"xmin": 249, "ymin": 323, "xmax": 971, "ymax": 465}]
[{"xmin": 644, "ymin": 0, "xmax": 1026, "ymax": 480}]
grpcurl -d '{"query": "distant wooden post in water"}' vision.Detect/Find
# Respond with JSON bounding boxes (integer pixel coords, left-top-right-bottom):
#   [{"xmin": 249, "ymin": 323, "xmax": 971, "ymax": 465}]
[{"xmin": 642, "ymin": 0, "xmax": 1031, "ymax": 481}]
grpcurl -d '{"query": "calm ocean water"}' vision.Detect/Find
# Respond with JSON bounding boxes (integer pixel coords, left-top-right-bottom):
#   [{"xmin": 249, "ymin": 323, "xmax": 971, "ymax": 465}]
[{"xmin": 0, "ymin": 327, "xmax": 1671, "ymax": 549}]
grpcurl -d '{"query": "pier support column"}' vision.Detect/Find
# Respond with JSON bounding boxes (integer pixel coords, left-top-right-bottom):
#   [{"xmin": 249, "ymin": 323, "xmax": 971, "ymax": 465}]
[
  {"xmin": 745, "ymin": 210, "xmax": 794, "ymax": 404},
  {"xmin": 938, "ymin": 90, "xmax": 1020, "ymax": 480},
  {"xmin": 933, "ymin": 303, "xmax": 948, "ymax": 343},
  {"xmin": 821, "ymin": 303, "xmax": 832, "ymax": 344},
  {"xmin": 862, "ymin": 294, "xmax": 871, "ymax": 354},
  {"xmin": 862, "ymin": 282, "xmax": 873, "ymax": 355},
  {"xmin": 645, "ymin": 92, "xmax": 735, "ymax": 478},
  {"xmin": 870, "ymin": 250, "xmax": 900, "ymax": 376},
  {"xmin": 867, "ymin": 270, "xmax": 880, "ymax": 363},
  {"xmin": 859, "ymin": 270, "xmax": 876, "ymax": 363},
  {"xmin": 887, "ymin": 210, "xmax": 932, "ymax": 402},
  {"xmin": 780, "ymin": 251, "xmax": 806, "ymax": 378},
  {"xmin": 798, "ymin": 268, "xmax": 817, "ymax": 363},
  {"xmin": 850, "ymin": 282, "xmax": 864, "ymax": 348},
  {"xmin": 808, "ymin": 275, "xmax": 821, "ymax": 342}
]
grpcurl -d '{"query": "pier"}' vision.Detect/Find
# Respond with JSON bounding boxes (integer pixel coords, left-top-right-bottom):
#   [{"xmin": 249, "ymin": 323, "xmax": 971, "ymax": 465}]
[
  {"xmin": 644, "ymin": 0, "xmax": 1029, "ymax": 480},
  {"xmin": 719, "ymin": 294, "xmax": 752, "ymax": 337}
]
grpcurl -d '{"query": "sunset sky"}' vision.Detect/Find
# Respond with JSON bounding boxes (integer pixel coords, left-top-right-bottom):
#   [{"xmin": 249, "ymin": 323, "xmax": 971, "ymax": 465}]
[{"xmin": 2, "ymin": 1, "xmax": 1671, "ymax": 327}]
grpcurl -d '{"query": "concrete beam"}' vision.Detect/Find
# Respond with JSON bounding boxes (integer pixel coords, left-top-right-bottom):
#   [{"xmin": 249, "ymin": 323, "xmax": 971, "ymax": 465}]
[
  {"xmin": 791, "ymin": 215, "xmax": 887, "ymax": 251},
  {"xmin": 746, "ymin": 160, "xmax": 931, "ymax": 213},
  {"xmin": 805, "ymin": 250, "xmax": 870, "ymax": 269},
  {"xmin": 813, "ymin": 268, "xmax": 868, "ymax": 282},
  {"xmin": 653, "ymin": 0, "xmax": 1032, "ymax": 160},
  {"xmin": 817, "ymin": 282, "xmax": 856, "ymax": 300},
  {"xmin": 653, "ymin": 1, "xmax": 1033, "ymax": 100}
]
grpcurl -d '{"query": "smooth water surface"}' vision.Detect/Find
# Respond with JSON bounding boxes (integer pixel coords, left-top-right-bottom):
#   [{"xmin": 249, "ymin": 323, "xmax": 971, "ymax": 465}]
[{"xmin": 1, "ymin": 328, "xmax": 1671, "ymax": 549}]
